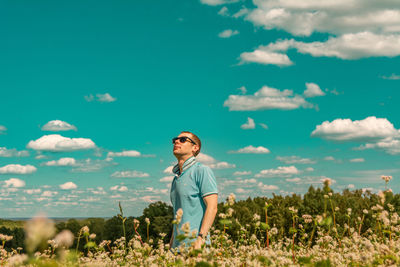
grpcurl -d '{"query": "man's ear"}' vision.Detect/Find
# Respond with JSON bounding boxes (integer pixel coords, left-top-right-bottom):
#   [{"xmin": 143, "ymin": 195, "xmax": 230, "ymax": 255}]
[{"xmin": 193, "ymin": 145, "xmax": 199, "ymax": 155}]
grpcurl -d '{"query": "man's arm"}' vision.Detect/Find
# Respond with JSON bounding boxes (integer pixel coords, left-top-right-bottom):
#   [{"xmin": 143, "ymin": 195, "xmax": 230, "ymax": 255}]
[{"xmin": 193, "ymin": 193, "xmax": 218, "ymax": 249}]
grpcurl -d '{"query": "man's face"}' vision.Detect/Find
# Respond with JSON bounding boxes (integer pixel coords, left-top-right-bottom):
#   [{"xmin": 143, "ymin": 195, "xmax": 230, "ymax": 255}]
[{"xmin": 173, "ymin": 133, "xmax": 197, "ymax": 157}]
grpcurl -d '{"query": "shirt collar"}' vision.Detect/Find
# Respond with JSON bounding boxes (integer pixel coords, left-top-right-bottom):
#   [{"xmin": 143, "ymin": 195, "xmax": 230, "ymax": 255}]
[{"xmin": 173, "ymin": 156, "xmax": 196, "ymax": 176}]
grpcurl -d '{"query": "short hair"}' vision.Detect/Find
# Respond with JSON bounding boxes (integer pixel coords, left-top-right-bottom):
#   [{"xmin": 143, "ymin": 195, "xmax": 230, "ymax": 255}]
[{"xmin": 181, "ymin": 131, "xmax": 201, "ymax": 157}]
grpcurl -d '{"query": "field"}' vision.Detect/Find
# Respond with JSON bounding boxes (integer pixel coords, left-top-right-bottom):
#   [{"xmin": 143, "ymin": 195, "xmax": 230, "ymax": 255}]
[{"xmin": 1, "ymin": 179, "xmax": 400, "ymax": 266}]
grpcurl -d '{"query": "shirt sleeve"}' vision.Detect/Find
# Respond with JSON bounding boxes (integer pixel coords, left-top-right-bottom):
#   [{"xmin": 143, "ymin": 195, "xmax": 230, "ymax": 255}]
[{"xmin": 196, "ymin": 165, "xmax": 218, "ymax": 197}]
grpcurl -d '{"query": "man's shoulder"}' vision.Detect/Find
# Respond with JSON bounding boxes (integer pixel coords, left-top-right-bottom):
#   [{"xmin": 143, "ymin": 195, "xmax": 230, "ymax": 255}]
[{"xmin": 193, "ymin": 161, "xmax": 210, "ymax": 171}]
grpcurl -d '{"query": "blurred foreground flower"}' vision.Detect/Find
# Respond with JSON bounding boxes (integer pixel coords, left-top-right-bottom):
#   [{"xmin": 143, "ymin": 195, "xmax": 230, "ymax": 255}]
[{"xmin": 24, "ymin": 215, "xmax": 55, "ymax": 254}]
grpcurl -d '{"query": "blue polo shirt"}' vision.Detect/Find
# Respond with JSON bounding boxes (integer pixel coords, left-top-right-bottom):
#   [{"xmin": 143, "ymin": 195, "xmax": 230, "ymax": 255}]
[{"xmin": 170, "ymin": 156, "xmax": 218, "ymax": 248}]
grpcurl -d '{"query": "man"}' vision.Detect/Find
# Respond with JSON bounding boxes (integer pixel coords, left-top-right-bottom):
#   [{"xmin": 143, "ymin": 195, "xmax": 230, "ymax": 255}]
[{"xmin": 169, "ymin": 131, "xmax": 218, "ymax": 249}]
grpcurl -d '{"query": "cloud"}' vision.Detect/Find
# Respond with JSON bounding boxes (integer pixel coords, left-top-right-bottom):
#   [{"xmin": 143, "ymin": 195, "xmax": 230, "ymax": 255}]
[
  {"xmin": 240, "ymin": 49, "xmax": 293, "ymax": 66},
  {"xmin": 160, "ymin": 176, "xmax": 174, "ymax": 182},
  {"xmin": 0, "ymin": 125, "xmax": 6, "ymax": 134},
  {"xmin": 218, "ymin": 29, "xmax": 239, "ymax": 38},
  {"xmin": 200, "ymin": 0, "xmax": 241, "ymax": 6},
  {"xmin": 241, "ymin": 117, "xmax": 256, "ymax": 129},
  {"xmin": 229, "ymin": 145, "xmax": 270, "ymax": 154},
  {"xmin": 141, "ymin": 195, "xmax": 161, "ymax": 203},
  {"xmin": 208, "ymin": 162, "xmax": 236, "ymax": 169},
  {"xmin": 196, "ymin": 153, "xmax": 217, "ymax": 165},
  {"xmin": 85, "ymin": 93, "xmax": 116, "ymax": 102},
  {"xmin": 311, "ymin": 116, "xmax": 400, "ymax": 141},
  {"xmin": 59, "ymin": 182, "xmax": 77, "ymax": 190},
  {"xmin": 41, "ymin": 120, "xmax": 77, "ymax": 131},
  {"xmin": 27, "ymin": 134, "xmax": 96, "ymax": 152},
  {"xmin": 259, "ymin": 123, "xmax": 268, "ymax": 129},
  {"xmin": 258, "ymin": 182, "xmax": 279, "ymax": 190},
  {"xmin": 245, "ymin": 1, "xmax": 400, "ymax": 37},
  {"xmin": 255, "ymin": 166, "xmax": 299, "ymax": 177},
  {"xmin": 304, "ymin": 83, "xmax": 326, "ymax": 98},
  {"xmin": 324, "ymin": 156, "xmax": 335, "ymax": 161},
  {"xmin": 224, "ymin": 85, "xmax": 313, "ymax": 111},
  {"xmin": 218, "ymin": 6, "xmax": 229, "ymax": 16},
  {"xmin": 286, "ymin": 177, "xmax": 301, "ymax": 182},
  {"xmin": 196, "ymin": 153, "xmax": 236, "ymax": 169},
  {"xmin": 241, "ymin": 33, "xmax": 400, "ymax": 65},
  {"xmin": 0, "ymin": 164, "xmax": 37, "ymax": 174},
  {"xmin": 24, "ymin": 188, "xmax": 41, "ymax": 194},
  {"xmin": 276, "ymin": 156, "xmax": 316, "ymax": 164},
  {"xmin": 43, "ymin": 157, "xmax": 77, "ymax": 166},
  {"xmin": 349, "ymin": 158, "xmax": 365, "ymax": 163},
  {"xmin": 237, "ymin": 86, "xmax": 247, "ymax": 94},
  {"xmin": 163, "ymin": 166, "xmax": 174, "ymax": 174},
  {"xmin": 381, "ymin": 73, "xmax": 400, "ymax": 80},
  {"xmin": 357, "ymin": 138, "xmax": 400, "ymax": 155},
  {"xmin": 71, "ymin": 158, "xmax": 115, "ymax": 173},
  {"xmin": 0, "ymin": 147, "xmax": 29, "ymax": 157},
  {"xmin": 107, "ymin": 150, "xmax": 141, "ymax": 158},
  {"xmin": 111, "ymin": 170, "xmax": 150, "ymax": 178},
  {"xmin": 3, "ymin": 178, "xmax": 25, "ymax": 188},
  {"xmin": 233, "ymin": 171, "xmax": 252, "ymax": 176},
  {"xmin": 41, "ymin": 191, "xmax": 58, "ymax": 197}
]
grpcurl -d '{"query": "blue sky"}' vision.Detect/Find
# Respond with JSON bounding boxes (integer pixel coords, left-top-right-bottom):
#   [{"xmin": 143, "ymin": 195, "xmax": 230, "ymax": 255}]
[{"xmin": 1, "ymin": 0, "xmax": 399, "ymax": 217}]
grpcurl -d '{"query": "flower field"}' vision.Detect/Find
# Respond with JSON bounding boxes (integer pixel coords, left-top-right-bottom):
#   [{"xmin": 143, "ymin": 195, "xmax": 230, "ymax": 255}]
[{"xmin": 1, "ymin": 177, "xmax": 400, "ymax": 266}]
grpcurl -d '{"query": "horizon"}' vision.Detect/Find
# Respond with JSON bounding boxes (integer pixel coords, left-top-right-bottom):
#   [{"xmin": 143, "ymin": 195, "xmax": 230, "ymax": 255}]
[{"xmin": 1, "ymin": 0, "xmax": 399, "ymax": 218}]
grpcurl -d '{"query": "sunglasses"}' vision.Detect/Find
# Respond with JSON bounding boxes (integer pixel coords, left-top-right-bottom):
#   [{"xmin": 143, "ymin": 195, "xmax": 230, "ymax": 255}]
[{"xmin": 172, "ymin": 136, "xmax": 197, "ymax": 145}]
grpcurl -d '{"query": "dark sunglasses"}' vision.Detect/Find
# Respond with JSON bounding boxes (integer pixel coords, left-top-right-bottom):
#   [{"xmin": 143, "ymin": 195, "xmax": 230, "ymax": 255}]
[{"xmin": 172, "ymin": 136, "xmax": 197, "ymax": 145}]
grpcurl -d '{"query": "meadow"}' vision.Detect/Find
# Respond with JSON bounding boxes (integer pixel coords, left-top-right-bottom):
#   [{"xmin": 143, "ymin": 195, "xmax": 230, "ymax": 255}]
[{"xmin": 1, "ymin": 177, "xmax": 400, "ymax": 266}]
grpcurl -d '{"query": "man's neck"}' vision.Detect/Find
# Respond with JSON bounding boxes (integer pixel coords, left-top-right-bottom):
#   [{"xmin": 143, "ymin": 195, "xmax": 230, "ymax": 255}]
[{"xmin": 177, "ymin": 154, "xmax": 194, "ymax": 173}]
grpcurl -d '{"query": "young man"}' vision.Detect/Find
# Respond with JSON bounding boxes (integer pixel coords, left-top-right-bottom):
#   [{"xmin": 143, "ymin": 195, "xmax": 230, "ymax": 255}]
[{"xmin": 169, "ymin": 131, "xmax": 218, "ymax": 249}]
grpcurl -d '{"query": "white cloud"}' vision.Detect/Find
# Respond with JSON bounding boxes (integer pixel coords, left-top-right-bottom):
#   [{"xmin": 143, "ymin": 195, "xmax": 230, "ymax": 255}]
[
  {"xmin": 276, "ymin": 155, "xmax": 316, "ymax": 164},
  {"xmin": 286, "ymin": 177, "xmax": 301, "ymax": 182},
  {"xmin": 59, "ymin": 182, "xmax": 77, "ymax": 190},
  {"xmin": 304, "ymin": 83, "xmax": 326, "ymax": 98},
  {"xmin": 236, "ymin": 188, "xmax": 251, "ymax": 193},
  {"xmin": 71, "ymin": 158, "xmax": 114, "ymax": 173},
  {"xmin": 200, "ymin": 0, "xmax": 240, "ymax": 6},
  {"xmin": 27, "ymin": 134, "xmax": 96, "ymax": 152},
  {"xmin": 241, "ymin": 33, "xmax": 400, "ymax": 65},
  {"xmin": 163, "ymin": 166, "xmax": 174, "ymax": 174},
  {"xmin": 240, "ymin": 49, "xmax": 293, "ymax": 66},
  {"xmin": 233, "ymin": 171, "xmax": 252, "ymax": 176},
  {"xmin": 85, "ymin": 93, "xmax": 116, "ymax": 102},
  {"xmin": 237, "ymin": 86, "xmax": 247, "ymax": 94},
  {"xmin": 241, "ymin": 117, "xmax": 256, "ymax": 129},
  {"xmin": 348, "ymin": 184, "xmax": 355, "ymax": 189},
  {"xmin": 381, "ymin": 73, "xmax": 400, "ymax": 80},
  {"xmin": 324, "ymin": 156, "xmax": 335, "ymax": 161},
  {"xmin": 258, "ymin": 182, "xmax": 279, "ymax": 190},
  {"xmin": 218, "ymin": 29, "xmax": 239, "ymax": 38},
  {"xmin": 259, "ymin": 123, "xmax": 268, "ymax": 129},
  {"xmin": 0, "ymin": 164, "xmax": 37, "ymax": 174},
  {"xmin": 230, "ymin": 145, "xmax": 271, "ymax": 154},
  {"xmin": 311, "ymin": 116, "xmax": 400, "ymax": 141},
  {"xmin": 41, "ymin": 120, "xmax": 77, "ymax": 131},
  {"xmin": 111, "ymin": 170, "xmax": 150, "ymax": 178},
  {"xmin": 208, "ymin": 161, "xmax": 236, "ymax": 169},
  {"xmin": 357, "ymin": 138, "xmax": 400, "ymax": 155},
  {"xmin": 43, "ymin": 157, "xmax": 77, "ymax": 166},
  {"xmin": 196, "ymin": 153, "xmax": 217, "ymax": 164},
  {"xmin": 255, "ymin": 166, "xmax": 299, "ymax": 177},
  {"xmin": 118, "ymin": 186, "xmax": 128, "ymax": 192},
  {"xmin": 4, "ymin": 178, "xmax": 25, "ymax": 188},
  {"xmin": 24, "ymin": 188, "xmax": 41, "ymax": 194},
  {"xmin": 196, "ymin": 153, "xmax": 236, "ymax": 169},
  {"xmin": 245, "ymin": 1, "xmax": 400, "ymax": 36},
  {"xmin": 42, "ymin": 191, "xmax": 58, "ymax": 197},
  {"xmin": 224, "ymin": 85, "xmax": 313, "ymax": 111},
  {"xmin": 218, "ymin": 6, "xmax": 229, "ymax": 16},
  {"xmin": 141, "ymin": 195, "xmax": 161, "ymax": 203},
  {"xmin": 107, "ymin": 150, "xmax": 141, "ymax": 158},
  {"xmin": 0, "ymin": 125, "xmax": 6, "ymax": 134},
  {"xmin": 160, "ymin": 176, "xmax": 174, "ymax": 182},
  {"xmin": 0, "ymin": 147, "xmax": 29, "ymax": 157},
  {"xmin": 350, "ymin": 158, "xmax": 365, "ymax": 163}
]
